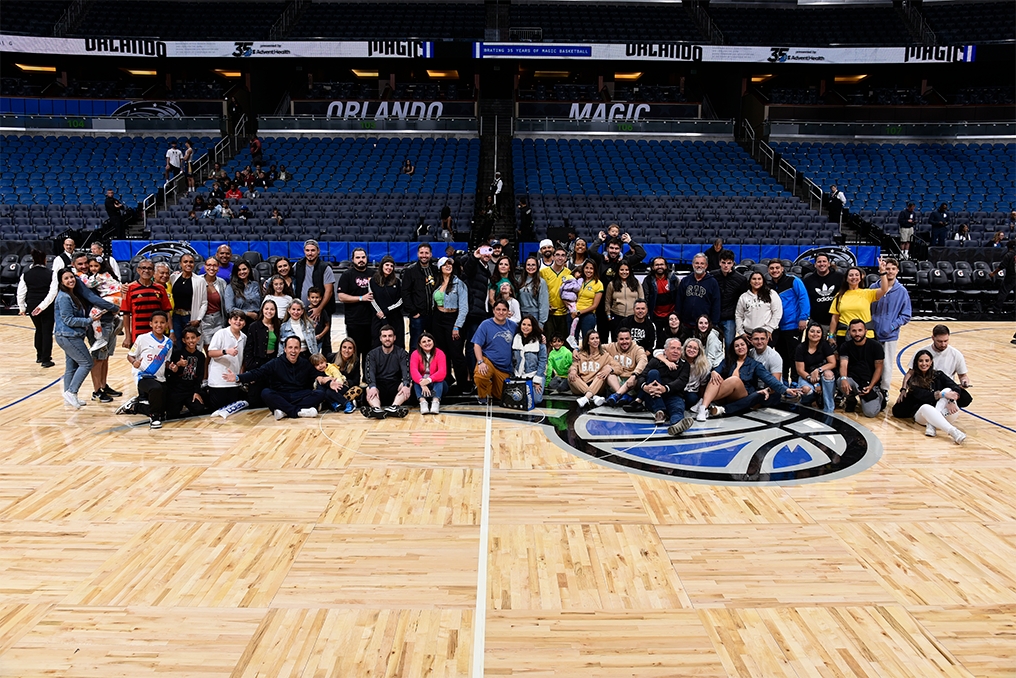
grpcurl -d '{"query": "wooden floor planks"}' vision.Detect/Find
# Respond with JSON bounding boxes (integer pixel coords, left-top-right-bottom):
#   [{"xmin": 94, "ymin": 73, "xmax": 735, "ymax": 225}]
[{"xmin": 0, "ymin": 319, "xmax": 1014, "ymax": 676}]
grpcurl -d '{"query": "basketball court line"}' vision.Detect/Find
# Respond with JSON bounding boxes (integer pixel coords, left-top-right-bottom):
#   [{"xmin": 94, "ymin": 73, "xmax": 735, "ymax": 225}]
[{"xmin": 471, "ymin": 400, "xmax": 493, "ymax": 678}]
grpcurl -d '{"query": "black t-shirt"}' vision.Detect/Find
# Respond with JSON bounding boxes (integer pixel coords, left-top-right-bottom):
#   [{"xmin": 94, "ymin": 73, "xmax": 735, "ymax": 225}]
[
  {"xmin": 338, "ymin": 267, "xmax": 374, "ymax": 324},
  {"xmin": 167, "ymin": 348, "xmax": 205, "ymax": 392},
  {"xmin": 1001, "ymin": 250, "xmax": 1015, "ymax": 276},
  {"xmin": 803, "ymin": 270, "xmax": 844, "ymax": 326},
  {"xmin": 440, "ymin": 205, "xmax": 451, "ymax": 220},
  {"xmin": 795, "ymin": 341, "xmax": 835, "ymax": 375},
  {"xmin": 623, "ymin": 317, "xmax": 656, "ymax": 353},
  {"xmin": 174, "ymin": 275, "xmax": 193, "ymax": 314},
  {"xmin": 838, "ymin": 338, "xmax": 884, "ymax": 386}
]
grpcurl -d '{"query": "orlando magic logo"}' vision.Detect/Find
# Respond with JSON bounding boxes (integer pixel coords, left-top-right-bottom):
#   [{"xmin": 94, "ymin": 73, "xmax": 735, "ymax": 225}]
[{"xmin": 451, "ymin": 400, "xmax": 881, "ymax": 486}]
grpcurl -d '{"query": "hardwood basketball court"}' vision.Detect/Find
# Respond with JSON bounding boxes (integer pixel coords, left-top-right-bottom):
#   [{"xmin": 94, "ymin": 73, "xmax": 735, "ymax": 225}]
[{"xmin": 1, "ymin": 318, "xmax": 1014, "ymax": 677}]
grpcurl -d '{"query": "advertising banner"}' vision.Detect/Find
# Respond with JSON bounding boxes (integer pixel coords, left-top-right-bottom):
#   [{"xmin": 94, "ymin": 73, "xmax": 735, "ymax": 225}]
[
  {"xmin": 292, "ymin": 100, "xmax": 476, "ymax": 118},
  {"xmin": 517, "ymin": 101, "xmax": 699, "ymax": 121}
]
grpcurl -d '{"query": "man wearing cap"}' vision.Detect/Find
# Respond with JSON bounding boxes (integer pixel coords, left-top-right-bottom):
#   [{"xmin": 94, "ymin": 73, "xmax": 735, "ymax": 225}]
[
  {"xmin": 458, "ymin": 243, "xmax": 496, "ymax": 380},
  {"xmin": 538, "ymin": 239, "xmax": 555, "ymax": 269},
  {"xmin": 293, "ymin": 239, "xmax": 335, "ymax": 323}
]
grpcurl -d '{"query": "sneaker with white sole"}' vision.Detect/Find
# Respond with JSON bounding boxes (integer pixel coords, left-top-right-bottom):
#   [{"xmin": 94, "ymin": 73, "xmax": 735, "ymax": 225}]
[
  {"xmin": 948, "ymin": 427, "xmax": 967, "ymax": 445},
  {"xmin": 89, "ymin": 336, "xmax": 108, "ymax": 354},
  {"xmin": 149, "ymin": 416, "xmax": 162, "ymax": 429},
  {"xmin": 667, "ymin": 416, "xmax": 695, "ymax": 437},
  {"xmin": 925, "ymin": 424, "xmax": 936, "ymax": 437},
  {"xmin": 297, "ymin": 408, "xmax": 318, "ymax": 418},
  {"xmin": 592, "ymin": 395, "xmax": 606, "ymax": 407},
  {"xmin": 115, "ymin": 396, "xmax": 138, "ymax": 415},
  {"xmin": 273, "ymin": 409, "xmax": 287, "ymax": 420},
  {"xmin": 695, "ymin": 407, "xmax": 708, "ymax": 422},
  {"xmin": 430, "ymin": 399, "xmax": 440, "ymax": 415},
  {"xmin": 63, "ymin": 391, "xmax": 83, "ymax": 409},
  {"xmin": 419, "ymin": 400, "xmax": 430, "ymax": 415},
  {"xmin": 576, "ymin": 396, "xmax": 589, "ymax": 408}
]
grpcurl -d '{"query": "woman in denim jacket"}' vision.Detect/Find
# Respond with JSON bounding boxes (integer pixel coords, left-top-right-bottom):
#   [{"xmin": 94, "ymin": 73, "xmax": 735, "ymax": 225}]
[
  {"xmin": 54, "ymin": 268, "xmax": 118, "ymax": 408},
  {"xmin": 511, "ymin": 315, "xmax": 548, "ymax": 405},
  {"xmin": 432, "ymin": 256, "xmax": 469, "ymax": 388},
  {"xmin": 279, "ymin": 298, "xmax": 320, "ymax": 357},
  {"xmin": 224, "ymin": 261, "xmax": 262, "ymax": 324},
  {"xmin": 695, "ymin": 334, "xmax": 800, "ymax": 420}
]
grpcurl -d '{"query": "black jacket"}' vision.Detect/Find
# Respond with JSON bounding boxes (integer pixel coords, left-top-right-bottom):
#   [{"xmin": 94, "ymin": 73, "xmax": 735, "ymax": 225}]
[
  {"xmin": 238, "ymin": 355, "xmax": 318, "ymax": 393},
  {"xmin": 401, "ymin": 260, "xmax": 436, "ymax": 318},
  {"xmin": 292, "ymin": 258, "xmax": 335, "ymax": 313},
  {"xmin": 459, "ymin": 254, "xmax": 493, "ymax": 318},
  {"xmin": 599, "ymin": 242, "xmax": 646, "ymax": 286},
  {"xmin": 641, "ymin": 272, "xmax": 680, "ymax": 316},
  {"xmin": 892, "ymin": 372, "xmax": 971, "ymax": 420},
  {"xmin": 637, "ymin": 356, "xmax": 690, "ymax": 394},
  {"xmin": 244, "ymin": 321, "xmax": 280, "ymax": 371}
]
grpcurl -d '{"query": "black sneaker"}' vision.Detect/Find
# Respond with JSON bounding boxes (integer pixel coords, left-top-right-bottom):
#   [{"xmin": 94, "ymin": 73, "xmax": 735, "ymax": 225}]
[
  {"xmin": 149, "ymin": 415, "xmax": 163, "ymax": 429},
  {"xmin": 622, "ymin": 400, "xmax": 647, "ymax": 413},
  {"xmin": 844, "ymin": 395, "xmax": 857, "ymax": 413},
  {"xmin": 103, "ymin": 384, "xmax": 123, "ymax": 397},
  {"xmin": 362, "ymin": 406, "xmax": 387, "ymax": 420},
  {"xmin": 115, "ymin": 396, "xmax": 138, "ymax": 415},
  {"xmin": 41, "ymin": 360, "xmax": 55, "ymax": 368},
  {"xmin": 384, "ymin": 405, "xmax": 409, "ymax": 418},
  {"xmin": 92, "ymin": 390, "xmax": 113, "ymax": 403}
]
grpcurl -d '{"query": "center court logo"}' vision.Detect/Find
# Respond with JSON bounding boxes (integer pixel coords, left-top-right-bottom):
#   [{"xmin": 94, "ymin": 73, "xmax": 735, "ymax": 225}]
[{"xmin": 455, "ymin": 402, "xmax": 882, "ymax": 486}]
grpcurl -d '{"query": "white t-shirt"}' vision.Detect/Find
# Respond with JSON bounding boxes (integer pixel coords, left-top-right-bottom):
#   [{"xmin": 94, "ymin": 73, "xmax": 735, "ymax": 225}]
[
  {"xmin": 207, "ymin": 327, "xmax": 246, "ymax": 388},
  {"xmin": 909, "ymin": 344, "xmax": 968, "ymax": 380},
  {"xmin": 751, "ymin": 346, "xmax": 783, "ymax": 379},
  {"xmin": 264, "ymin": 294, "xmax": 292, "ymax": 321},
  {"xmin": 166, "ymin": 147, "xmax": 183, "ymax": 168},
  {"xmin": 128, "ymin": 332, "xmax": 173, "ymax": 382}
]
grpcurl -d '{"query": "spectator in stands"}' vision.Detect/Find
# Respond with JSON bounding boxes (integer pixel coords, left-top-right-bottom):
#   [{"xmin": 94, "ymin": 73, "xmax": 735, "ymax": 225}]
[
  {"xmin": 183, "ymin": 140, "xmax": 195, "ymax": 192},
  {"xmin": 603, "ymin": 327, "xmax": 647, "ymax": 407},
  {"xmin": 225, "ymin": 261, "xmax": 261, "ymax": 324},
  {"xmin": 605, "ymin": 261, "xmax": 640, "ymax": 341},
  {"xmin": 411, "ymin": 332, "xmax": 446, "ymax": 415},
  {"xmin": 165, "ymin": 140, "xmax": 182, "ymax": 181},
  {"xmin": 278, "ymin": 165, "xmax": 291, "ymax": 182},
  {"xmin": 893, "ymin": 349, "xmax": 969, "ymax": 444},
  {"xmin": 293, "ymin": 240, "xmax": 334, "ymax": 323},
  {"xmin": 89, "ymin": 242, "xmax": 119, "ymax": 279},
  {"xmin": 249, "ymin": 137, "xmax": 263, "ymax": 165},
  {"xmin": 540, "ymin": 247, "xmax": 572, "ymax": 341},
  {"xmin": 54, "ymin": 237, "xmax": 77, "ymax": 270},
  {"xmin": 56, "ymin": 268, "xmax": 117, "ymax": 409},
  {"xmin": 568, "ymin": 329, "xmax": 612, "ymax": 409},
  {"xmin": 990, "ymin": 240, "xmax": 1015, "ymax": 316},
  {"xmin": 125, "ymin": 310, "xmax": 172, "ymax": 428},
  {"xmin": 490, "ymin": 171, "xmax": 503, "ymax": 207},
  {"xmin": 439, "ymin": 205, "xmax": 453, "ymax": 242},
  {"xmin": 953, "ymin": 224, "xmax": 971, "ymax": 242},
  {"xmin": 228, "ymin": 336, "xmax": 334, "ymax": 420},
  {"xmin": 991, "ymin": 231, "xmax": 1007, "ymax": 247},
  {"xmin": 337, "ymin": 247, "xmax": 374, "ymax": 377},
  {"xmin": 219, "ymin": 201, "xmax": 235, "ymax": 220},
  {"xmin": 829, "ymin": 183, "xmax": 847, "ymax": 223},
  {"xmin": 270, "ymin": 207, "xmax": 285, "ymax": 227},
  {"xmin": 363, "ymin": 325, "xmax": 411, "ymax": 418},
  {"xmin": 691, "ymin": 315, "xmax": 724, "ymax": 369},
  {"xmin": 369, "ymin": 255, "xmax": 404, "ymax": 349},
  {"xmin": 929, "ymin": 203, "xmax": 951, "ymax": 246},
  {"xmin": 206, "ymin": 310, "xmax": 249, "ymax": 415},
  {"xmin": 713, "ymin": 250, "xmax": 748, "ymax": 348},
  {"xmin": 225, "ymin": 184, "xmax": 243, "ymax": 201},
  {"xmin": 538, "ymin": 239, "xmax": 555, "ymax": 269},
  {"xmin": 459, "ymin": 245, "xmax": 496, "ymax": 379},
  {"xmin": 642, "ymin": 257, "xmax": 679, "ymax": 342},
  {"xmin": 870, "ymin": 257, "xmax": 912, "ymax": 392},
  {"xmin": 768, "ymin": 260, "xmax": 809, "ymax": 383},
  {"xmin": 403, "ymin": 243, "xmax": 436, "ymax": 352},
  {"xmin": 210, "ymin": 182, "xmax": 225, "ymax": 202},
  {"xmin": 17, "ymin": 249, "xmax": 56, "ymax": 368},
  {"xmin": 838, "ymin": 318, "xmax": 886, "ymax": 418},
  {"xmin": 431, "ymin": 256, "xmax": 468, "ymax": 389},
  {"xmin": 199, "ymin": 258, "xmax": 227, "ymax": 356},
  {"xmin": 511, "ymin": 316, "xmax": 548, "ymax": 405},
  {"xmin": 280, "ymin": 299, "xmax": 319, "ymax": 358},
  {"xmin": 165, "ymin": 326, "xmax": 207, "ymax": 420},
  {"xmin": 735, "ymin": 271, "xmax": 781, "ymax": 339},
  {"xmin": 795, "ymin": 321, "xmax": 837, "ymax": 413},
  {"xmin": 907, "ymin": 324, "xmax": 971, "ymax": 388},
  {"xmin": 676, "ymin": 253, "xmax": 721, "ymax": 336},
  {"xmin": 209, "ymin": 163, "xmax": 226, "ymax": 182},
  {"xmin": 803, "ymin": 253, "xmax": 844, "ymax": 337},
  {"xmin": 518, "ymin": 196, "xmax": 535, "ymax": 243},
  {"xmin": 635, "ymin": 337, "xmax": 694, "ymax": 436},
  {"xmin": 401, "ymin": 158, "xmax": 415, "ymax": 176},
  {"xmin": 121, "ymin": 259, "xmax": 172, "ymax": 350},
  {"xmin": 472, "ymin": 299, "xmax": 517, "ymax": 405},
  {"xmin": 706, "ymin": 239, "xmax": 724, "ymax": 272},
  {"xmin": 696, "ymin": 335, "xmax": 798, "ymax": 422},
  {"xmin": 517, "ymin": 255, "xmax": 549, "ymax": 329},
  {"xmin": 829, "ymin": 261, "xmax": 889, "ymax": 341},
  {"xmin": 897, "ymin": 202, "xmax": 917, "ymax": 259}
]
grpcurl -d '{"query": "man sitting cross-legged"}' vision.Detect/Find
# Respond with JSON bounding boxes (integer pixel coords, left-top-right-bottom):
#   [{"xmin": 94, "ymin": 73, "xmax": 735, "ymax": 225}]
[{"xmin": 363, "ymin": 324, "xmax": 412, "ymax": 419}]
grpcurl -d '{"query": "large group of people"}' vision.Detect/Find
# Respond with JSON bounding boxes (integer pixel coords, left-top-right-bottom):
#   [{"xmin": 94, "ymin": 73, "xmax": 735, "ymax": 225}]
[{"xmin": 18, "ymin": 232, "xmax": 978, "ymax": 443}]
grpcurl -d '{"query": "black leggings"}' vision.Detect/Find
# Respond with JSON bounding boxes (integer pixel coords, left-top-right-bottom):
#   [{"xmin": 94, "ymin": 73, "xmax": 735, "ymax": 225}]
[{"xmin": 138, "ymin": 378, "xmax": 166, "ymax": 417}]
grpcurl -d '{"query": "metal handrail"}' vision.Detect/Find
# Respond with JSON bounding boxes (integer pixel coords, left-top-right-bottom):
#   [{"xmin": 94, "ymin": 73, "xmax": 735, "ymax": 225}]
[
  {"xmin": 269, "ymin": 0, "xmax": 309, "ymax": 40},
  {"xmin": 900, "ymin": 0, "xmax": 937, "ymax": 46},
  {"xmin": 53, "ymin": 0, "xmax": 88, "ymax": 37}
]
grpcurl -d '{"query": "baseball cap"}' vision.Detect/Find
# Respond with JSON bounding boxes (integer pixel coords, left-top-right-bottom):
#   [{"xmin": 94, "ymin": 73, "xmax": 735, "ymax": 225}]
[
  {"xmin": 437, "ymin": 256, "xmax": 452, "ymax": 268},
  {"xmin": 539, "ymin": 238, "xmax": 554, "ymax": 249}
]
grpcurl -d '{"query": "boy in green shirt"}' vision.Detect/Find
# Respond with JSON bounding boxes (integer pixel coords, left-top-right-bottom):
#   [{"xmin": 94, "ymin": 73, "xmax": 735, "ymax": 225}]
[{"xmin": 545, "ymin": 335, "xmax": 573, "ymax": 394}]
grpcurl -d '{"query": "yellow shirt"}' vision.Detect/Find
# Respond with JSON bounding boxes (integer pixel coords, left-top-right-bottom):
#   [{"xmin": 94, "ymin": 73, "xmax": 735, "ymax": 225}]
[
  {"xmin": 322, "ymin": 363, "xmax": 345, "ymax": 383},
  {"xmin": 575, "ymin": 279, "xmax": 604, "ymax": 313},
  {"xmin": 540, "ymin": 265, "xmax": 572, "ymax": 316},
  {"xmin": 832, "ymin": 288, "xmax": 879, "ymax": 337}
]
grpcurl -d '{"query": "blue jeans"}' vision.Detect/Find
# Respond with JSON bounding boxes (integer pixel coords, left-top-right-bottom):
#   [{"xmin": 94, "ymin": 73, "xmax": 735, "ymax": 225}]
[
  {"xmin": 575, "ymin": 312, "xmax": 597, "ymax": 341},
  {"xmin": 414, "ymin": 380, "xmax": 447, "ymax": 401},
  {"xmin": 171, "ymin": 314, "xmax": 190, "ymax": 344},
  {"xmin": 56, "ymin": 334, "xmax": 94, "ymax": 394},
  {"xmin": 638, "ymin": 369, "xmax": 686, "ymax": 424},
  {"xmin": 721, "ymin": 319, "xmax": 737, "ymax": 348},
  {"xmin": 797, "ymin": 377, "xmax": 835, "ymax": 413},
  {"xmin": 408, "ymin": 315, "xmax": 430, "ymax": 353}
]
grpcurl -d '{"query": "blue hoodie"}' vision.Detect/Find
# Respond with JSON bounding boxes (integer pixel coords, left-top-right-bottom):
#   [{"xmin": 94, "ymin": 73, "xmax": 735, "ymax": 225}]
[
  {"xmin": 869, "ymin": 278, "xmax": 912, "ymax": 342},
  {"xmin": 771, "ymin": 274, "xmax": 810, "ymax": 331}
]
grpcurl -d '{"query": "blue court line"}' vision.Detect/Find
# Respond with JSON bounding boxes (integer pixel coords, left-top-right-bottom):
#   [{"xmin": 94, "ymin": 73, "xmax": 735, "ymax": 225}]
[
  {"xmin": 896, "ymin": 327, "xmax": 1016, "ymax": 435},
  {"xmin": 0, "ymin": 379, "xmax": 61, "ymax": 412}
]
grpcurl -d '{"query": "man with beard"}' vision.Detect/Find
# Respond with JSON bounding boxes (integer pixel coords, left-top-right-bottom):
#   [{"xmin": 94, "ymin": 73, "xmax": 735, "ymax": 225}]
[
  {"xmin": 623, "ymin": 299, "xmax": 656, "ymax": 354},
  {"xmin": 363, "ymin": 325, "xmax": 412, "ymax": 418},
  {"xmin": 597, "ymin": 235, "xmax": 646, "ymax": 337},
  {"xmin": 403, "ymin": 242, "xmax": 437, "ymax": 351},
  {"xmin": 293, "ymin": 239, "xmax": 335, "ymax": 321},
  {"xmin": 642, "ymin": 257, "xmax": 679, "ymax": 342},
  {"xmin": 803, "ymin": 253, "xmax": 844, "ymax": 337},
  {"xmin": 675, "ymin": 253, "xmax": 720, "ymax": 337},
  {"xmin": 768, "ymin": 259, "xmax": 810, "ymax": 383},
  {"xmin": 712, "ymin": 249, "xmax": 748, "ymax": 348},
  {"xmin": 337, "ymin": 247, "xmax": 374, "ymax": 376}
]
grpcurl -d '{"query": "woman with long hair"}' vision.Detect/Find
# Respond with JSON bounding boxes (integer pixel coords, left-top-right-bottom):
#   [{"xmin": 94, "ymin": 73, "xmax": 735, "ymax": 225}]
[
  {"xmin": 264, "ymin": 258, "xmax": 294, "ymax": 295},
  {"xmin": 488, "ymin": 256, "xmax": 517, "ymax": 309},
  {"xmin": 54, "ymin": 268, "xmax": 116, "ymax": 408},
  {"xmin": 225, "ymin": 260, "xmax": 262, "ymax": 324},
  {"xmin": 695, "ymin": 335, "xmax": 799, "ymax": 420},
  {"xmin": 571, "ymin": 258, "xmax": 603, "ymax": 346},
  {"xmin": 605, "ymin": 261, "xmax": 640, "ymax": 341},
  {"xmin": 516, "ymin": 255, "xmax": 549, "ymax": 328},
  {"xmin": 410, "ymin": 331, "xmax": 447, "ymax": 415},
  {"xmin": 735, "ymin": 271, "xmax": 782, "ymax": 337},
  {"xmin": 829, "ymin": 259, "xmax": 889, "ymax": 340},
  {"xmin": 244, "ymin": 299, "xmax": 283, "ymax": 371},
  {"xmin": 333, "ymin": 336, "xmax": 363, "ymax": 409},
  {"xmin": 794, "ymin": 321, "xmax": 838, "ymax": 413},
  {"xmin": 567, "ymin": 329, "xmax": 612, "ymax": 408},
  {"xmin": 279, "ymin": 298, "xmax": 319, "ymax": 357},
  {"xmin": 567, "ymin": 237, "xmax": 600, "ymax": 272},
  {"xmin": 681, "ymin": 337, "xmax": 712, "ymax": 413},
  {"xmin": 691, "ymin": 314, "xmax": 724, "ymax": 368},
  {"xmin": 512, "ymin": 315, "xmax": 548, "ymax": 405},
  {"xmin": 892, "ymin": 349, "xmax": 970, "ymax": 444},
  {"xmin": 431, "ymin": 256, "xmax": 468, "ymax": 389},
  {"xmin": 656, "ymin": 312, "xmax": 682, "ymax": 350},
  {"xmin": 370, "ymin": 255, "xmax": 404, "ymax": 349},
  {"xmin": 263, "ymin": 274, "xmax": 294, "ymax": 321}
]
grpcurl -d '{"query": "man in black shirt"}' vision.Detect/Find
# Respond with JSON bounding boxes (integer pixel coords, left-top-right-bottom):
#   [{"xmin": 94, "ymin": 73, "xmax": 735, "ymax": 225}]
[
  {"xmin": 227, "ymin": 336, "xmax": 340, "ymax": 419},
  {"xmin": 458, "ymin": 245, "xmax": 495, "ymax": 378},
  {"xmin": 364, "ymin": 325, "xmax": 411, "ymax": 418},
  {"xmin": 896, "ymin": 202, "xmax": 917, "ymax": 259},
  {"xmin": 928, "ymin": 203, "xmax": 950, "ymax": 247},
  {"xmin": 803, "ymin": 253, "xmax": 845, "ymax": 336},
  {"xmin": 990, "ymin": 239, "xmax": 1015, "ymax": 317},
  {"xmin": 711, "ymin": 249, "xmax": 748, "ymax": 348},
  {"xmin": 838, "ymin": 318, "xmax": 885, "ymax": 418},
  {"xmin": 518, "ymin": 196, "xmax": 535, "ymax": 243},
  {"xmin": 623, "ymin": 300, "xmax": 656, "ymax": 353},
  {"xmin": 634, "ymin": 337, "xmax": 694, "ymax": 436},
  {"xmin": 403, "ymin": 243, "xmax": 437, "ymax": 351},
  {"xmin": 336, "ymin": 247, "xmax": 374, "ymax": 377},
  {"xmin": 104, "ymin": 189, "xmax": 125, "ymax": 236}
]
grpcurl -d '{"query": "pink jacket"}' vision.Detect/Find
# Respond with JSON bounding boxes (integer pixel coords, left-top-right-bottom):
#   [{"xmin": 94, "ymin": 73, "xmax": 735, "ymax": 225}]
[{"xmin": 409, "ymin": 348, "xmax": 448, "ymax": 384}]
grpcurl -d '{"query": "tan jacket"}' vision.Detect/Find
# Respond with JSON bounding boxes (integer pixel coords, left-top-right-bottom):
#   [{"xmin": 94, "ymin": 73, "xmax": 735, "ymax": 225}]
[
  {"xmin": 568, "ymin": 349, "xmax": 615, "ymax": 382},
  {"xmin": 605, "ymin": 342, "xmax": 648, "ymax": 380},
  {"xmin": 605, "ymin": 282, "xmax": 641, "ymax": 318}
]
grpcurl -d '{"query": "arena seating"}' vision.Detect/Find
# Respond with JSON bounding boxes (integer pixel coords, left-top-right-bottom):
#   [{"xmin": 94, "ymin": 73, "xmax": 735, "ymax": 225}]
[
  {"xmin": 72, "ymin": 1, "xmax": 285, "ymax": 39},
  {"xmin": 0, "ymin": 1, "xmax": 69, "ymax": 36},
  {"xmin": 921, "ymin": 1, "xmax": 1016, "ymax": 45},
  {"xmin": 771, "ymin": 141, "xmax": 1016, "ymax": 240},
  {"xmin": 706, "ymin": 4, "xmax": 914, "ymax": 46},
  {"xmin": 288, "ymin": 3, "xmax": 485, "ymax": 40},
  {"xmin": 513, "ymin": 138, "xmax": 838, "ymax": 245},
  {"xmin": 509, "ymin": 3, "xmax": 702, "ymax": 43}
]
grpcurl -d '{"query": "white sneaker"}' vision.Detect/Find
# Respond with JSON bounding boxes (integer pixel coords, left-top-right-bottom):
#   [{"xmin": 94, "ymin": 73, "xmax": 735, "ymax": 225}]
[
  {"xmin": 430, "ymin": 399, "xmax": 440, "ymax": 415},
  {"xmin": 273, "ymin": 409, "xmax": 286, "ymax": 420},
  {"xmin": 690, "ymin": 401, "xmax": 703, "ymax": 414},
  {"xmin": 695, "ymin": 407, "xmax": 708, "ymax": 422},
  {"xmin": 576, "ymin": 396, "xmax": 589, "ymax": 408},
  {"xmin": 297, "ymin": 408, "xmax": 318, "ymax": 418},
  {"xmin": 75, "ymin": 396, "xmax": 88, "ymax": 407},
  {"xmin": 566, "ymin": 335, "xmax": 579, "ymax": 350},
  {"xmin": 592, "ymin": 395, "xmax": 606, "ymax": 407},
  {"xmin": 948, "ymin": 427, "xmax": 967, "ymax": 445},
  {"xmin": 89, "ymin": 336, "xmax": 108, "ymax": 354},
  {"xmin": 925, "ymin": 424, "xmax": 936, "ymax": 437},
  {"xmin": 420, "ymin": 399, "xmax": 430, "ymax": 415},
  {"xmin": 63, "ymin": 391, "xmax": 82, "ymax": 409}
]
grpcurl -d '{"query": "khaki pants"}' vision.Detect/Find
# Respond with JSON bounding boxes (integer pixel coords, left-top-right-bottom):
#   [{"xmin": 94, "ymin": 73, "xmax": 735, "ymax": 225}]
[
  {"xmin": 474, "ymin": 357, "xmax": 509, "ymax": 400},
  {"xmin": 569, "ymin": 373, "xmax": 606, "ymax": 397}
]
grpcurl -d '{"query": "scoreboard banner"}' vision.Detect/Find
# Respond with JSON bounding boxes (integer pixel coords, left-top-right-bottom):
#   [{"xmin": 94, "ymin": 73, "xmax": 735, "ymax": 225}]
[
  {"xmin": 474, "ymin": 42, "xmax": 977, "ymax": 64},
  {"xmin": 0, "ymin": 35, "xmax": 435, "ymax": 58}
]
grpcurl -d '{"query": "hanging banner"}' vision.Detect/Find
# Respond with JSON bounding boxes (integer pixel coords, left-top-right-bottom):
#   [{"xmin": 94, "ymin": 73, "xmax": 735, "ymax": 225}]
[
  {"xmin": 292, "ymin": 100, "xmax": 476, "ymax": 118},
  {"xmin": 0, "ymin": 35, "xmax": 435, "ymax": 59},
  {"xmin": 517, "ymin": 101, "xmax": 699, "ymax": 121},
  {"xmin": 474, "ymin": 42, "xmax": 977, "ymax": 64}
]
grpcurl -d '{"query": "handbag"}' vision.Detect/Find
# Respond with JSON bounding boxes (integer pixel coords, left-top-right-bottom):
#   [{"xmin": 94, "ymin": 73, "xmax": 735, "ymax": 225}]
[{"xmin": 500, "ymin": 379, "xmax": 536, "ymax": 411}]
